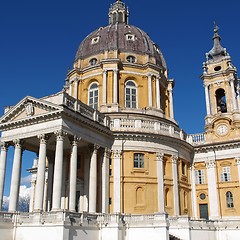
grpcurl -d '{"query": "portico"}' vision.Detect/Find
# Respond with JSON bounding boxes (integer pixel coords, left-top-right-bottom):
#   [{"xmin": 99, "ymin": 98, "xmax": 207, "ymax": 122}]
[{"xmin": 0, "ymin": 91, "xmax": 113, "ymax": 213}]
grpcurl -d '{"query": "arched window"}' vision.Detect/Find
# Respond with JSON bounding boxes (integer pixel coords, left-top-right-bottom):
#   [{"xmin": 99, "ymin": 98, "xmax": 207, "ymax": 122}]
[
  {"xmin": 118, "ymin": 12, "xmax": 123, "ymax": 23},
  {"xmin": 216, "ymin": 88, "xmax": 227, "ymax": 113},
  {"xmin": 125, "ymin": 80, "xmax": 137, "ymax": 108},
  {"xmin": 88, "ymin": 82, "xmax": 99, "ymax": 109},
  {"xmin": 89, "ymin": 58, "xmax": 97, "ymax": 66},
  {"xmin": 226, "ymin": 191, "xmax": 234, "ymax": 208}
]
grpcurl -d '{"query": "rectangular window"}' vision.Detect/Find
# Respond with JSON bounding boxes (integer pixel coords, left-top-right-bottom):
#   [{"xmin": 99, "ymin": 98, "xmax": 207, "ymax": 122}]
[
  {"xmin": 182, "ymin": 162, "xmax": 186, "ymax": 175},
  {"xmin": 195, "ymin": 169, "xmax": 204, "ymax": 184},
  {"xmin": 221, "ymin": 166, "xmax": 231, "ymax": 182},
  {"xmin": 134, "ymin": 153, "xmax": 144, "ymax": 168}
]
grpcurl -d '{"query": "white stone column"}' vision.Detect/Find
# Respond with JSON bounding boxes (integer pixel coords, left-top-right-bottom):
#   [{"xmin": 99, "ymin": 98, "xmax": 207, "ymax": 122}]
[
  {"xmin": 74, "ymin": 79, "xmax": 79, "ymax": 99},
  {"xmin": 156, "ymin": 152, "xmax": 165, "ymax": 213},
  {"xmin": 52, "ymin": 131, "xmax": 65, "ymax": 210},
  {"xmin": 172, "ymin": 155, "xmax": 179, "ymax": 216},
  {"xmin": 102, "ymin": 70, "xmax": 107, "ymax": 105},
  {"xmin": 113, "ymin": 69, "xmax": 118, "ymax": 104},
  {"xmin": 205, "ymin": 159, "xmax": 219, "ymax": 219},
  {"xmin": 47, "ymin": 159, "xmax": 54, "ymax": 211},
  {"xmin": 43, "ymin": 178, "xmax": 48, "ymax": 211},
  {"xmin": 102, "ymin": 148, "xmax": 110, "ymax": 213},
  {"xmin": 69, "ymin": 137, "xmax": 79, "ymax": 212},
  {"xmin": 9, "ymin": 140, "xmax": 23, "ymax": 212},
  {"xmin": 0, "ymin": 142, "xmax": 8, "ymax": 211},
  {"xmin": 83, "ymin": 154, "xmax": 90, "ymax": 212},
  {"xmin": 34, "ymin": 134, "xmax": 48, "ymax": 211},
  {"xmin": 237, "ymin": 84, "xmax": 240, "ymax": 111},
  {"xmin": 69, "ymin": 81, "xmax": 73, "ymax": 97},
  {"xmin": 61, "ymin": 159, "xmax": 67, "ymax": 210},
  {"xmin": 79, "ymin": 184, "xmax": 84, "ymax": 212},
  {"xmin": 204, "ymin": 84, "xmax": 211, "ymax": 115},
  {"xmin": 235, "ymin": 157, "xmax": 240, "ymax": 183},
  {"xmin": 168, "ymin": 83, "xmax": 174, "ymax": 119},
  {"xmin": 156, "ymin": 76, "xmax": 161, "ymax": 109},
  {"xmin": 113, "ymin": 150, "xmax": 121, "ymax": 213},
  {"xmin": 190, "ymin": 165, "xmax": 198, "ymax": 218},
  {"xmin": 230, "ymin": 78, "xmax": 237, "ymax": 111},
  {"xmin": 89, "ymin": 145, "xmax": 99, "ymax": 213},
  {"xmin": 147, "ymin": 73, "xmax": 153, "ymax": 107}
]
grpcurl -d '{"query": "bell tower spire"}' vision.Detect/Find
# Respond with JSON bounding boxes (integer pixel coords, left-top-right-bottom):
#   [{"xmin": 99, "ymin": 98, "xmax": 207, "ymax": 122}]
[
  {"xmin": 201, "ymin": 23, "xmax": 240, "ymax": 142},
  {"xmin": 109, "ymin": 0, "xmax": 129, "ymax": 24},
  {"xmin": 207, "ymin": 22, "xmax": 227, "ymax": 61}
]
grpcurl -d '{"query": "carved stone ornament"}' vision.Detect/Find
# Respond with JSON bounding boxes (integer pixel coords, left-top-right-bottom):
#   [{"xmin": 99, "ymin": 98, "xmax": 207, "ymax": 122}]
[
  {"xmin": 104, "ymin": 148, "xmax": 111, "ymax": 158},
  {"xmin": 235, "ymin": 157, "xmax": 240, "ymax": 165},
  {"xmin": 0, "ymin": 141, "xmax": 8, "ymax": 151},
  {"xmin": 54, "ymin": 130, "xmax": 67, "ymax": 141},
  {"xmin": 112, "ymin": 149, "xmax": 122, "ymax": 158},
  {"xmin": 205, "ymin": 159, "xmax": 216, "ymax": 169},
  {"xmin": 25, "ymin": 102, "xmax": 34, "ymax": 117},
  {"xmin": 156, "ymin": 152, "xmax": 164, "ymax": 161},
  {"xmin": 38, "ymin": 134, "xmax": 49, "ymax": 144},
  {"xmin": 172, "ymin": 155, "xmax": 178, "ymax": 164}
]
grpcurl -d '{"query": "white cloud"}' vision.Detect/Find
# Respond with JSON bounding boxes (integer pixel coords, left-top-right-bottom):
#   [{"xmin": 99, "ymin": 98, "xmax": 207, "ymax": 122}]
[
  {"xmin": 20, "ymin": 175, "xmax": 32, "ymax": 186},
  {"xmin": 19, "ymin": 185, "xmax": 32, "ymax": 198}
]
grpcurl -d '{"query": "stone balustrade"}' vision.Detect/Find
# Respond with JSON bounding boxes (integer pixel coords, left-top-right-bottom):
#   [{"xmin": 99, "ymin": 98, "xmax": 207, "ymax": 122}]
[
  {"xmin": 62, "ymin": 92, "xmax": 109, "ymax": 127},
  {"xmin": 187, "ymin": 133, "xmax": 206, "ymax": 145},
  {"xmin": 110, "ymin": 118, "xmax": 186, "ymax": 140}
]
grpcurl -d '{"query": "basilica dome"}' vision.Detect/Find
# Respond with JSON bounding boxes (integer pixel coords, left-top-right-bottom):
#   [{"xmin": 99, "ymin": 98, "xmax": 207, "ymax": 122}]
[
  {"xmin": 74, "ymin": 1, "xmax": 166, "ymax": 68},
  {"xmin": 75, "ymin": 23, "xmax": 166, "ymax": 68}
]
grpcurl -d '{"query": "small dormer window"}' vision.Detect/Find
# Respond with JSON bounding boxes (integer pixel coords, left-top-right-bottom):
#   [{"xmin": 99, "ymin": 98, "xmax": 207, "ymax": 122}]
[
  {"xmin": 126, "ymin": 55, "xmax": 136, "ymax": 63},
  {"xmin": 91, "ymin": 36, "xmax": 100, "ymax": 44},
  {"xmin": 89, "ymin": 58, "xmax": 97, "ymax": 66},
  {"xmin": 126, "ymin": 34, "xmax": 135, "ymax": 41}
]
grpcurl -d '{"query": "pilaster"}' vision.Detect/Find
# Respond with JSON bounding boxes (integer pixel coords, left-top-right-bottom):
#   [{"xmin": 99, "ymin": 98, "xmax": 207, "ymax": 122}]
[{"xmin": 205, "ymin": 159, "xmax": 219, "ymax": 219}]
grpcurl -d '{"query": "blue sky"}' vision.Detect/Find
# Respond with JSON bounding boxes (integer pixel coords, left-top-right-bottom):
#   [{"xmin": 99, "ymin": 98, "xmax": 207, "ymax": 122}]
[{"xmin": 1, "ymin": 0, "xmax": 240, "ymax": 196}]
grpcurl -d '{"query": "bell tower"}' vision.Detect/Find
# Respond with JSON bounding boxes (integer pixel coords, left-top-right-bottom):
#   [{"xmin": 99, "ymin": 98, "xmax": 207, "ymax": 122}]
[{"xmin": 201, "ymin": 23, "xmax": 240, "ymax": 142}]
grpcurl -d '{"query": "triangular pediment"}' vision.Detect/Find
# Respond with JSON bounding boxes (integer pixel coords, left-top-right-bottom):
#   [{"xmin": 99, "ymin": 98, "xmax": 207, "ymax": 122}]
[{"xmin": 0, "ymin": 95, "xmax": 63, "ymax": 125}]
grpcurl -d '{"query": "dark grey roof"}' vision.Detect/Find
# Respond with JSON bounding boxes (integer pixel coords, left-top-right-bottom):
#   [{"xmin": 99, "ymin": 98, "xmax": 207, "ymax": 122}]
[
  {"xmin": 75, "ymin": 23, "xmax": 166, "ymax": 68},
  {"xmin": 207, "ymin": 24, "xmax": 227, "ymax": 61}
]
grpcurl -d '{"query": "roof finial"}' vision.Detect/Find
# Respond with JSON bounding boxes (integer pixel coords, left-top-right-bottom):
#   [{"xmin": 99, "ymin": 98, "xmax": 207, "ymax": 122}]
[
  {"xmin": 206, "ymin": 22, "xmax": 226, "ymax": 61},
  {"xmin": 214, "ymin": 21, "xmax": 219, "ymax": 33}
]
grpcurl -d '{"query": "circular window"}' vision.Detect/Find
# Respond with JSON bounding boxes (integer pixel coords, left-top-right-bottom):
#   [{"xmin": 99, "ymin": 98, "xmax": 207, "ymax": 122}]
[
  {"xmin": 199, "ymin": 193, "xmax": 206, "ymax": 200},
  {"xmin": 214, "ymin": 66, "xmax": 221, "ymax": 71},
  {"xmin": 89, "ymin": 58, "xmax": 97, "ymax": 66},
  {"xmin": 126, "ymin": 55, "xmax": 136, "ymax": 63}
]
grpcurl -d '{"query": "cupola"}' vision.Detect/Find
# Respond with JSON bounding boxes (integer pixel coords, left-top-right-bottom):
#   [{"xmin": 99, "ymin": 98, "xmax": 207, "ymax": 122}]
[{"xmin": 109, "ymin": 0, "xmax": 129, "ymax": 24}]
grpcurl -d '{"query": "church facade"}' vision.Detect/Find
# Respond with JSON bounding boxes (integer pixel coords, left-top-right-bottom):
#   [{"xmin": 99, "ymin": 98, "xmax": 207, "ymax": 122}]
[{"xmin": 0, "ymin": 1, "xmax": 240, "ymax": 240}]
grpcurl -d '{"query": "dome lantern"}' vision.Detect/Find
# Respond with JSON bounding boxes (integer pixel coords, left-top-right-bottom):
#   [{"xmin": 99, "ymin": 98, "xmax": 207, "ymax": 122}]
[{"xmin": 109, "ymin": 0, "xmax": 129, "ymax": 24}]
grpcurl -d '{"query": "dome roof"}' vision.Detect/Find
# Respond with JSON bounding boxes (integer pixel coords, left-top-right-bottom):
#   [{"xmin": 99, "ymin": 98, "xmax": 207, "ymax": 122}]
[
  {"xmin": 74, "ymin": 1, "xmax": 166, "ymax": 68},
  {"xmin": 75, "ymin": 23, "xmax": 166, "ymax": 68}
]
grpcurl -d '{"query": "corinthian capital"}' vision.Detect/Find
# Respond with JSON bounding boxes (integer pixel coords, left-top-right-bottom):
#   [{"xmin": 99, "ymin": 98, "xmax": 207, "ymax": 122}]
[
  {"xmin": 235, "ymin": 157, "xmax": 240, "ymax": 165},
  {"xmin": 0, "ymin": 141, "xmax": 9, "ymax": 151},
  {"xmin": 205, "ymin": 159, "xmax": 216, "ymax": 169},
  {"xmin": 156, "ymin": 152, "xmax": 164, "ymax": 161},
  {"xmin": 171, "ymin": 155, "xmax": 178, "ymax": 164},
  {"xmin": 112, "ymin": 149, "xmax": 122, "ymax": 158}
]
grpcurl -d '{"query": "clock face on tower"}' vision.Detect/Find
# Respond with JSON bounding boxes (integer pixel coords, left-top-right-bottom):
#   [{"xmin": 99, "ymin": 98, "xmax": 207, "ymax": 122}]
[{"xmin": 216, "ymin": 124, "xmax": 229, "ymax": 136}]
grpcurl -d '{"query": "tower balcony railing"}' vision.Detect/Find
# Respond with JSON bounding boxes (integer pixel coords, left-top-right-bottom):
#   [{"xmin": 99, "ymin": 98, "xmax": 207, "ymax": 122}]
[{"xmin": 186, "ymin": 132, "xmax": 206, "ymax": 145}]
